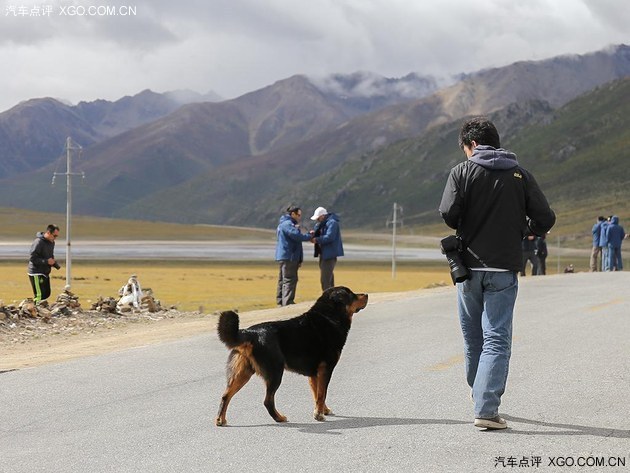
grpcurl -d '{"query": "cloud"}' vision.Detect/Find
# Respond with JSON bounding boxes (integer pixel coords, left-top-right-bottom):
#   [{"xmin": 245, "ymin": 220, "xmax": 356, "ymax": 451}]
[{"xmin": 0, "ymin": 0, "xmax": 627, "ymax": 112}]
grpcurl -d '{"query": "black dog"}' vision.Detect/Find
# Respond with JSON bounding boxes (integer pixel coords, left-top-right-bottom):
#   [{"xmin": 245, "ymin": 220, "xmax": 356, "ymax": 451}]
[{"xmin": 215, "ymin": 286, "xmax": 368, "ymax": 426}]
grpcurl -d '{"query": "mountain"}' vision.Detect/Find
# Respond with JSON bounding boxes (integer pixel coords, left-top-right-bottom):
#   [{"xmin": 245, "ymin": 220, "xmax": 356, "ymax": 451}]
[
  {"xmin": 108, "ymin": 45, "xmax": 630, "ymax": 226},
  {"xmin": 0, "ymin": 98, "xmax": 101, "ymax": 178},
  {"xmin": 74, "ymin": 89, "xmax": 210, "ymax": 137},
  {"xmin": 0, "ymin": 89, "xmax": 220, "ymax": 179},
  {"xmin": 116, "ymin": 76, "xmax": 630, "ymax": 234},
  {"xmin": 268, "ymin": 77, "xmax": 630, "ymax": 232},
  {"xmin": 0, "ymin": 45, "xmax": 629, "ymax": 228},
  {"xmin": 0, "ymin": 76, "xmax": 359, "ymax": 215},
  {"xmin": 310, "ymin": 71, "xmax": 447, "ymax": 114},
  {"xmin": 435, "ymin": 44, "xmax": 630, "ymax": 120}
]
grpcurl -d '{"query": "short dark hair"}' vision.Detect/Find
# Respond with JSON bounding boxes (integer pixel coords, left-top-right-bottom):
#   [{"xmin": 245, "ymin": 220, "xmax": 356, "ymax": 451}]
[
  {"xmin": 286, "ymin": 206, "xmax": 301, "ymax": 214},
  {"xmin": 598, "ymin": 216, "xmax": 606, "ymax": 221},
  {"xmin": 46, "ymin": 224, "xmax": 60, "ymax": 233},
  {"xmin": 458, "ymin": 117, "xmax": 501, "ymax": 150}
]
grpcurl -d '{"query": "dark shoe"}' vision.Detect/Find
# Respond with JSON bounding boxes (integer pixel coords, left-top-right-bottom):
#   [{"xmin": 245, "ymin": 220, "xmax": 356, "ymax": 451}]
[{"xmin": 474, "ymin": 416, "xmax": 507, "ymax": 430}]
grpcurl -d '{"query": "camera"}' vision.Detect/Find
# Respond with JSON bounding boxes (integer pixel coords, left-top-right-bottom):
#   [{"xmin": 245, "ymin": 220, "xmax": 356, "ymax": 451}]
[
  {"xmin": 53, "ymin": 262, "xmax": 61, "ymax": 270},
  {"xmin": 440, "ymin": 235, "xmax": 470, "ymax": 284}
]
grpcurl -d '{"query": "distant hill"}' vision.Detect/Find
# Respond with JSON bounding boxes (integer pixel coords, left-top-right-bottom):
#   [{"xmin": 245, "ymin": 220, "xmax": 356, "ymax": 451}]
[
  {"xmin": 270, "ymin": 77, "xmax": 630, "ymax": 234},
  {"xmin": 0, "ymin": 98, "xmax": 101, "ymax": 178},
  {"xmin": 109, "ymin": 46, "xmax": 630, "ymax": 227},
  {"xmin": 0, "ymin": 89, "xmax": 221, "ymax": 179},
  {"xmin": 109, "ymin": 77, "xmax": 629, "ymax": 241},
  {"xmin": 0, "ymin": 45, "xmax": 628, "ymax": 233}
]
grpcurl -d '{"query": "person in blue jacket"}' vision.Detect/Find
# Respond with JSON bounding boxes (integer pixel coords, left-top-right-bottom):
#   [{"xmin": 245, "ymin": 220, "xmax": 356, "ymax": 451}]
[
  {"xmin": 599, "ymin": 216, "xmax": 611, "ymax": 271},
  {"xmin": 275, "ymin": 206, "xmax": 311, "ymax": 306},
  {"xmin": 590, "ymin": 216, "xmax": 606, "ymax": 271},
  {"xmin": 310, "ymin": 206, "xmax": 344, "ymax": 291},
  {"xmin": 603, "ymin": 215, "xmax": 626, "ymax": 271}
]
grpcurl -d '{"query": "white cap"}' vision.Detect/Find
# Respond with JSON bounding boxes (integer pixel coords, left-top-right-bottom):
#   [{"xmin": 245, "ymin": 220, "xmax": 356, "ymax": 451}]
[{"xmin": 310, "ymin": 206, "xmax": 328, "ymax": 220}]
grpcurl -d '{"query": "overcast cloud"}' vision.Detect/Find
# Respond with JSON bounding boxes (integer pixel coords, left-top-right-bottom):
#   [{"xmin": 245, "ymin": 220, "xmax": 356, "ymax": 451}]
[{"xmin": 0, "ymin": 0, "xmax": 628, "ymax": 112}]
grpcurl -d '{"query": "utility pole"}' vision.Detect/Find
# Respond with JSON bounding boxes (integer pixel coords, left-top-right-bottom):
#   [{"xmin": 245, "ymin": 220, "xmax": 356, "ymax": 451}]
[
  {"xmin": 52, "ymin": 137, "xmax": 84, "ymax": 290},
  {"xmin": 386, "ymin": 202, "xmax": 403, "ymax": 279}
]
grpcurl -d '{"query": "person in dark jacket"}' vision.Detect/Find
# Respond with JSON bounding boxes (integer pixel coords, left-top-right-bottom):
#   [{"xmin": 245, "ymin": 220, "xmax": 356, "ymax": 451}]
[
  {"xmin": 535, "ymin": 234, "xmax": 548, "ymax": 275},
  {"xmin": 27, "ymin": 224, "xmax": 61, "ymax": 303},
  {"xmin": 310, "ymin": 206, "xmax": 344, "ymax": 291},
  {"xmin": 275, "ymin": 207, "xmax": 311, "ymax": 306},
  {"xmin": 439, "ymin": 117, "xmax": 555, "ymax": 430},
  {"xmin": 521, "ymin": 233, "xmax": 539, "ymax": 276}
]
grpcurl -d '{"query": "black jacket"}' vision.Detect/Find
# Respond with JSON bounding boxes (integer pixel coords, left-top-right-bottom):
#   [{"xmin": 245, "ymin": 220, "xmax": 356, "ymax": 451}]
[
  {"xmin": 439, "ymin": 146, "xmax": 556, "ymax": 272},
  {"xmin": 28, "ymin": 232, "xmax": 56, "ymax": 276}
]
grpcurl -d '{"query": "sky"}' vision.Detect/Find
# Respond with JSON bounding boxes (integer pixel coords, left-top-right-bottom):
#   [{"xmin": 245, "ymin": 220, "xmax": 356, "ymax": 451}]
[{"xmin": 0, "ymin": 0, "xmax": 628, "ymax": 112}]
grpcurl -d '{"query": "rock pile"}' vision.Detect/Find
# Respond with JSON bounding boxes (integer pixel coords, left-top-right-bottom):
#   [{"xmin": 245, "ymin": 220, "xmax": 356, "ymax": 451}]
[
  {"xmin": 90, "ymin": 288, "xmax": 163, "ymax": 314},
  {"xmin": 0, "ymin": 287, "xmax": 185, "ymax": 346},
  {"xmin": 0, "ymin": 289, "xmax": 83, "ymax": 324}
]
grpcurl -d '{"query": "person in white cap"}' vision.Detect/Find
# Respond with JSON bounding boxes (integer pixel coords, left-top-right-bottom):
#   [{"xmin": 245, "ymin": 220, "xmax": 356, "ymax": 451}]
[{"xmin": 310, "ymin": 206, "xmax": 344, "ymax": 291}]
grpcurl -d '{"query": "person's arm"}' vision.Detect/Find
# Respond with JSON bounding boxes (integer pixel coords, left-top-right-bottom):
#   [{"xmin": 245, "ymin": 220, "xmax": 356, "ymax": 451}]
[
  {"xmin": 439, "ymin": 167, "xmax": 464, "ymax": 230},
  {"xmin": 285, "ymin": 223, "xmax": 312, "ymax": 242},
  {"xmin": 314, "ymin": 220, "xmax": 339, "ymax": 245},
  {"xmin": 524, "ymin": 171, "xmax": 556, "ymax": 236}
]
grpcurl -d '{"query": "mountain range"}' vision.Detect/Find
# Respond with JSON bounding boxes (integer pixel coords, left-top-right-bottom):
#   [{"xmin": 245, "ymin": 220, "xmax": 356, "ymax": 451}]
[{"xmin": 0, "ymin": 44, "xmax": 628, "ymax": 232}]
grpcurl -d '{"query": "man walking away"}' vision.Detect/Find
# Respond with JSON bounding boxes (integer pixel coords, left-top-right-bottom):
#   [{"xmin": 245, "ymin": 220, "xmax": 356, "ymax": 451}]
[{"xmin": 439, "ymin": 117, "xmax": 555, "ymax": 430}]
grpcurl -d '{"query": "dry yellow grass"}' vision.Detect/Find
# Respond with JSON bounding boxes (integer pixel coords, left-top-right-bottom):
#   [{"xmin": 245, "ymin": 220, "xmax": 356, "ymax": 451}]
[{"xmin": 1, "ymin": 260, "xmax": 450, "ymax": 313}]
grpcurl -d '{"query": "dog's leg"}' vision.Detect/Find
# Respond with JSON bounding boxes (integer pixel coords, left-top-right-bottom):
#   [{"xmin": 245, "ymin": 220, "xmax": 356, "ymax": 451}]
[
  {"xmin": 309, "ymin": 376, "xmax": 333, "ymax": 418},
  {"xmin": 312, "ymin": 363, "xmax": 334, "ymax": 421},
  {"xmin": 215, "ymin": 352, "xmax": 254, "ymax": 427},
  {"xmin": 263, "ymin": 373, "xmax": 287, "ymax": 423}
]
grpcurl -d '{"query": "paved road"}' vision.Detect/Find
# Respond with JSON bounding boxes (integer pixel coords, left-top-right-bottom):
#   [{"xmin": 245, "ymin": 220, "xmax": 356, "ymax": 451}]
[{"xmin": 1, "ymin": 272, "xmax": 629, "ymax": 472}]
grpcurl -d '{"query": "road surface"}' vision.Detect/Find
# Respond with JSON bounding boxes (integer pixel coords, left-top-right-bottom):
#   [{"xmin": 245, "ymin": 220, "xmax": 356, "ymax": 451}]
[{"xmin": 1, "ymin": 272, "xmax": 628, "ymax": 472}]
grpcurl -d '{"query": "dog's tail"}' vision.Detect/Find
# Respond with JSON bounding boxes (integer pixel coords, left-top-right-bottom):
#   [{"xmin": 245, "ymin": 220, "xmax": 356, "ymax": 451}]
[{"xmin": 217, "ymin": 310, "xmax": 241, "ymax": 348}]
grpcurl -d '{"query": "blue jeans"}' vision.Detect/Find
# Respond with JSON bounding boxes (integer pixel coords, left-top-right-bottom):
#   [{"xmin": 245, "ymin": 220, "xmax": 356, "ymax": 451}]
[
  {"xmin": 607, "ymin": 245, "xmax": 623, "ymax": 271},
  {"xmin": 457, "ymin": 270, "xmax": 518, "ymax": 419}
]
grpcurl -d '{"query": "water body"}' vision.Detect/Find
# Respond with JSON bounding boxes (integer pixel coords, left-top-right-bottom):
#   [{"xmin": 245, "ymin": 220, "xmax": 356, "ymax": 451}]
[{"xmin": 1, "ymin": 240, "xmax": 443, "ymax": 262}]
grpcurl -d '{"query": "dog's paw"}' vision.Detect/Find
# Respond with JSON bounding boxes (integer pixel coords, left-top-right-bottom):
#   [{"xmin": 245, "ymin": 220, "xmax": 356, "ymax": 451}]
[
  {"xmin": 313, "ymin": 410, "xmax": 326, "ymax": 422},
  {"xmin": 274, "ymin": 414, "xmax": 288, "ymax": 423},
  {"xmin": 215, "ymin": 417, "xmax": 227, "ymax": 427},
  {"xmin": 324, "ymin": 407, "xmax": 334, "ymax": 416}
]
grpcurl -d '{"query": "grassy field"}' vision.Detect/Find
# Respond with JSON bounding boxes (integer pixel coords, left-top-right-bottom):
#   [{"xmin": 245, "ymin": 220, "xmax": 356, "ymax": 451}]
[
  {"xmin": 1, "ymin": 260, "xmax": 452, "ymax": 313},
  {"xmin": 2, "ymin": 207, "xmax": 606, "ymax": 313}
]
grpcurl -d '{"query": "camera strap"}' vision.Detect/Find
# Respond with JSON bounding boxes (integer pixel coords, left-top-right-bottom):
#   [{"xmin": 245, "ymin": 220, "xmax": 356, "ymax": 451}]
[{"xmin": 465, "ymin": 246, "xmax": 488, "ymax": 268}]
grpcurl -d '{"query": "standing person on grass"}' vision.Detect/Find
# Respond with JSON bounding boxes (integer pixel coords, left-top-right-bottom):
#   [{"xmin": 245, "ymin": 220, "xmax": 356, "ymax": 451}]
[
  {"xmin": 590, "ymin": 216, "xmax": 606, "ymax": 272},
  {"xmin": 275, "ymin": 206, "xmax": 311, "ymax": 306},
  {"xmin": 439, "ymin": 117, "xmax": 555, "ymax": 430},
  {"xmin": 27, "ymin": 224, "xmax": 61, "ymax": 304},
  {"xmin": 310, "ymin": 206, "xmax": 344, "ymax": 291}
]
